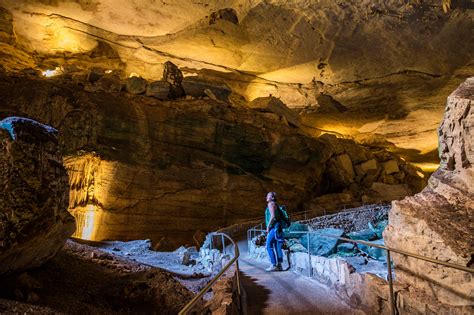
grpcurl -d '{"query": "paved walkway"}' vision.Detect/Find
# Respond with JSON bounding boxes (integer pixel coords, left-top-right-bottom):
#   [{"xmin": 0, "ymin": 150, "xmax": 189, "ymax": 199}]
[{"xmin": 238, "ymin": 240, "xmax": 361, "ymax": 315}]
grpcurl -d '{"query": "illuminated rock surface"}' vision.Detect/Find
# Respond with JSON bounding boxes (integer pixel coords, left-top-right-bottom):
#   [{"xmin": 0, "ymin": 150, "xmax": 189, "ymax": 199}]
[
  {"xmin": 0, "ymin": 117, "xmax": 75, "ymax": 275},
  {"xmin": 384, "ymin": 78, "xmax": 474, "ymax": 313},
  {"xmin": 0, "ymin": 1, "xmax": 471, "ymax": 167},
  {"xmin": 0, "ymin": 70, "xmax": 425, "ymax": 248}
]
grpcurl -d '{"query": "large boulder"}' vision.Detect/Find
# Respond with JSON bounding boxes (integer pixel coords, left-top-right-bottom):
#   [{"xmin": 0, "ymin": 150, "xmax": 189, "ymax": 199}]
[
  {"xmin": 0, "ymin": 117, "xmax": 75, "ymax": 276},
  {"xmin": 384, "ymin": 78, "xmax": 474, "ymax": 313},
  {"xmin": 126, "ymin": 76, "xmax": 147, "ymax": 94},
  {"xmin": 163, "ymin": 61, "xmax": 185, "ymax": 99}
]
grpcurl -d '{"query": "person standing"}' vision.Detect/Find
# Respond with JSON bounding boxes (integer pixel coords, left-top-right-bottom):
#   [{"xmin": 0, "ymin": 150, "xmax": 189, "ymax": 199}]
[{"xmin": 265, "ymin": 191, "xmax": 284, "ymax": 271}]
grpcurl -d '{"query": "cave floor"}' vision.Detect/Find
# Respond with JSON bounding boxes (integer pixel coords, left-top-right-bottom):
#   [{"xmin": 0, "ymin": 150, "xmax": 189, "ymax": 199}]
[{"xmin": 238, "ymin": 240, "xmax": 361, "ymax": 315}]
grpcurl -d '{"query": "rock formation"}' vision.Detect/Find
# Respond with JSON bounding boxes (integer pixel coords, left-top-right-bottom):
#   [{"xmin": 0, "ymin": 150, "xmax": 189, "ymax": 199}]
[
  {"xmin": 0, "ymin": 1, "xmax": 471, "ymax": 168},
  {"xmin": 384, "ymin": 78, "xmax": 473, "ymax": 313},
  {"xmin": 0, "ymin": 117, "xmax": 75, "ymax": 275},
  {"xmin": 0, "ymin": 69, "xmax": 425, "ymax": 249}
]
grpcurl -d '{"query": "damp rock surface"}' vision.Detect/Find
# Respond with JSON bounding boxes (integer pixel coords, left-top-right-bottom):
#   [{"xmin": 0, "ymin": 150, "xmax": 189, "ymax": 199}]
[{"xmin": 0, "ymin": 117, "xmax": 75, "ymax": 276}]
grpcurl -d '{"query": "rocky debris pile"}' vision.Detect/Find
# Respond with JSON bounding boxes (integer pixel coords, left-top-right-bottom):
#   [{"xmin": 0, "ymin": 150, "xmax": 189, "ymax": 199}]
[
  {"xmin": 0, "ymin": 240, "xmax": 194, "ymax": 314},
  {"xmin": 310, "ymin": 134, "xmax": 427, "ymax": 207},
  {"xmin": 304, "ymin": 204, "xmax": 390, "ymax": 233},
  {"xmin": 0, "ymin": 117, "xmax": 75, "ymax": 276},
  {"xmin": 384, "ymin": 78, "xmax": 474, "ymax": 313},
  {"xmin": 93, "ymin": 239, "xmax": 206, "ymax": 278},
  {"xmin": 251, "ymin": 204, "xmax": 390, "ymax": 275}
]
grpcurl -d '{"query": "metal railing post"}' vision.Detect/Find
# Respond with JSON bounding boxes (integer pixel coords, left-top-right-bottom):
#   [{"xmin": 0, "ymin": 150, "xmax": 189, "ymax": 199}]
[
  {"xmin": 307, "ymin": 232, "xmax": 311, "ymax": 277},
  {"xmin": 221, "ymin": 234, "xmax": 226, "ymax": 254},
  {"xmin": 179, "ymin": 233, "xmax": 241, "ymax": 315},
  {"xmin": 386, "ymin": 250, "xmax": 396, "ymax": 315}
]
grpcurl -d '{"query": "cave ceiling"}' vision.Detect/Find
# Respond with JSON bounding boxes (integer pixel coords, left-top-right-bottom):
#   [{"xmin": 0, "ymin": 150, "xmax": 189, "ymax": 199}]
[{"xmin": 0, "ymin": 0, "xmax": 472, "ymax": 168}]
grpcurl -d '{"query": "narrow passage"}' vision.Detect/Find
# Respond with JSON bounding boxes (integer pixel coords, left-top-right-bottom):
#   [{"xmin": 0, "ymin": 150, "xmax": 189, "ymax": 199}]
[{"xmin": 238, "ymin": 240, "xmax": 361, "ymax": 315}]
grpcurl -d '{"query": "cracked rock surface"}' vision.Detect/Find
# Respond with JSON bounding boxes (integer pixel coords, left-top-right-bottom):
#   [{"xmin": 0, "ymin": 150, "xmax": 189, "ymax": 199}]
[
  {"xmin": 0, "ymin": 0, "xmax": 471, "ymax": 165},
  {"xmin": 0, "ymin": 117, "xmax": 75, "ymax": 276},
  {"xmin": 384, "ymin": 78, "xmax": 473, "ymax": 313}
]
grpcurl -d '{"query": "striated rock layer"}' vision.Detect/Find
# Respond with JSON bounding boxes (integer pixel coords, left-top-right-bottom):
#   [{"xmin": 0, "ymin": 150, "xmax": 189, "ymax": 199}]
[
  {"xmin": 384, "ymin": 78, "xmax": 473, "ymax": 313},
  {"xmin": 0, "ymin": 1, "xmax": 472, "ymax": 165},
  {"xmin": 0, "ymin": 117, "xmax": 75, "ymax": 275},
  {"xmin": 0, "ymin": 70, "xmax": 426, "ymax": 249}
]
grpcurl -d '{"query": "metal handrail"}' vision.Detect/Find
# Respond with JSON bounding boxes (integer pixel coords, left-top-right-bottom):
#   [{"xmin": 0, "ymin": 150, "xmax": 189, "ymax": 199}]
[
  {"xmin": 179, "ymin": 232, "xmax": 241, "ymax": 315},
  {"xmin": 247, "ymin": 226, "xmax": 474, "ymax": 315},
  {"xmin": 236, "ymin": 202, "xmax": 387, "ymax": 227}
]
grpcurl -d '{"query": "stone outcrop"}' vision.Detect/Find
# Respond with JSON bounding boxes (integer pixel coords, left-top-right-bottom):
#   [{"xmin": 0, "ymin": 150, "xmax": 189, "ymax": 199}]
[
  {"xmin": 0, "ymin": 70, "xmax": 425, "ymax": 249},
  {"xmin": 384, "ymin": 78, "xmax": 473, "ymax": 313},
  {"xmin": 0, "ymin": 117, "xmax": 75, "ymax": 275}
]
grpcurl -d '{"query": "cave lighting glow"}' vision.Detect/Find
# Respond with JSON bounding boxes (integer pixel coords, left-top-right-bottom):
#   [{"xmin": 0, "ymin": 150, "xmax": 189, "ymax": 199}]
[
  {"xmin": 413, "ymin": 162, "xmax": 439, "ymax": 173},
  {"xmin": 42, "ymin": 67, "xmax": 62, "ymax": 77},
  {"xmin": 80, "ymin": 204, "xmax": 97, "ymax": 240}
]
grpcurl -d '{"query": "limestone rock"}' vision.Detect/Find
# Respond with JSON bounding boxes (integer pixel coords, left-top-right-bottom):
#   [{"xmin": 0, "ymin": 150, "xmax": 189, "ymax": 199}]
[
  {"xmin": 87, "ymin": 67, "xmax": 104, "ymax": 84},
  {"xmin": 0, "ymin": 7, "xmax": 14, "ymax": 44},
  {"xmin": 336, "ymin": 154, "xmax": 355, "ymax": 179},
  {"xmin": 368, "ymin": 182, "xmax": 410, "ymax": 202},
  {"xmin": 163, "ymin": 61, "xmax": 185, "ymax": 99},
  {"xmin": 249, "ymin": 97, "xmax": 301, "ymax": 128},
  {"xmin": 146, "ymin": 81, "xmax": 170, "ymax": 100},
  {"xmin": 126, "ymin": 76, "xmax": 147, "ymax": 94},
  {"xmin": 0, "ymin": 117, "xmax": 75, "ymax": 276},
  {"xmin": 384, "ymin": 78, "xmax": 474, "ymax": 311},
  {"xmin": 209, "ymin": 8, "xmax": 239, "ymax": 25},
  {"xmin": 182, "ymin": 76, "xmax": 231, "ymax": 102},
  {"xmin": 95, "ymin": 75, "xmax": 121, "ymax": 93},
  {"xmin": 382, "ymin": 159, "xmax": 399, "ymax": 175},
  {"xmin": 355, "ymin": 159, "xmax": 378, "ymax": 177}
]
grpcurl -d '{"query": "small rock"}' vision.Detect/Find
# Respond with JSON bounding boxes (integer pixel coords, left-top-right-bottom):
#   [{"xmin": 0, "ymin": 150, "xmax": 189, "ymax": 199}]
[
  {"xmin": 96, "ymin": 75, "xmax": 121, "ymax": 93},
  {"xmin": 87, "ymin": 67, "xmax": 104, "ymax": 83},
  {"xmin": 126, "ymin": 76, "xmax": 147, "ymax": 94},
  {"xmin": 146, "ymin": 80, "xmax": 170, "ymax": 100},
  {"xmin": 383, "ymin": 159, "xmax": 399, "ymax": 175}
]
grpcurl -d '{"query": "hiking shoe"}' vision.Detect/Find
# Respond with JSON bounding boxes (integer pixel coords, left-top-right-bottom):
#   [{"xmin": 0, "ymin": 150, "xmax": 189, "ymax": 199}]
[
  {"xmin": 277, "ymin": 263, "xmax": 283, "ymax": 271},
  {"xmin": 265, "ymin": 265, "xmax": 279, "ymax": 272}
]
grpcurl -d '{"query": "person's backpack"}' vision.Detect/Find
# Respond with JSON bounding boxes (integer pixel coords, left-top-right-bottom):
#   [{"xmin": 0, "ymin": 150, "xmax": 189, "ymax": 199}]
[{"xmin": 278, "ymin": 205, "xmax": 291, "ymax": 229}]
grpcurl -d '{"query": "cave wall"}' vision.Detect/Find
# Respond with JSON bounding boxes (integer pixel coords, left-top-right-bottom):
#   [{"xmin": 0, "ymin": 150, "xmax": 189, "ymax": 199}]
[
  {"xmin": 0, "ymin": 69, "xmax": 427, "ymax": 248},
  {"xmin": 384, "ymin": 78, "xmax": 473, "ymax": 313}
]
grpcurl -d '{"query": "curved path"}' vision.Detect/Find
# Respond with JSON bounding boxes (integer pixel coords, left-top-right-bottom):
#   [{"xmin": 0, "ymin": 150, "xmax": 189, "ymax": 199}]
[{"xmin": 237, "ymin": 240, "xmax": 362, "ymax": 315}]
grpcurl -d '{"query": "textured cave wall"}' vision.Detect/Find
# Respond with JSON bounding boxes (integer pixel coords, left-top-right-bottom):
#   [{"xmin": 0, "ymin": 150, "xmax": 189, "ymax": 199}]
[
  {"xmin": 0, "ymin": 69, "xmax": 426, "ymax": 248},
  {"xmin": 0, "ymin": 0, "xmax": 472, "ymax": 165},
  {"xmin": 384, "ymin": 78, "xmax": 473, "ymax": 313},
  {"xmin": 0, "ymin": 118, "xmax": 75, "ymax": 275}
]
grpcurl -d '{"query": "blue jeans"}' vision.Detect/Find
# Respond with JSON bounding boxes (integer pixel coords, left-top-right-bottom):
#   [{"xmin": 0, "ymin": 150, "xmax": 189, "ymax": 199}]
[{"xmin": 266, "ymin": 225, "xmax": 283, "ymax": 266}]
